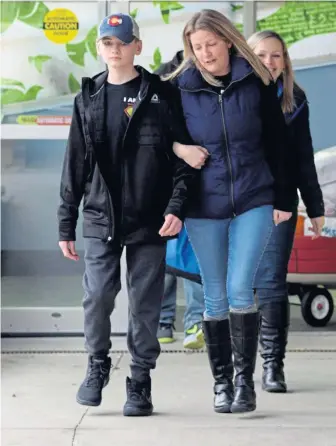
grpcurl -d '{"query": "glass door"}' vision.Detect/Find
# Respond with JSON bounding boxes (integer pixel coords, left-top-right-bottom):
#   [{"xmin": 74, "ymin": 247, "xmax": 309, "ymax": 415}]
[
  {"xmin": 1, "ymin": 126, "xmax": 128, "ymax": 335},
  {"xmin": 1, "ymin": 0, "xmax": 128, "ymax": 335}
]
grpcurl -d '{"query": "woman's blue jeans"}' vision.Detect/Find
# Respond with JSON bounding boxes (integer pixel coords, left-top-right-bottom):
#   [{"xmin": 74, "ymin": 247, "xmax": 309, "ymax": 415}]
[
  {"xmin": 255, "ymin": 211, "xmax": 298, "ymax": 304},
  {"xmin": 185, "ymin": 205, "xmax": 274, "ymax": 320}
]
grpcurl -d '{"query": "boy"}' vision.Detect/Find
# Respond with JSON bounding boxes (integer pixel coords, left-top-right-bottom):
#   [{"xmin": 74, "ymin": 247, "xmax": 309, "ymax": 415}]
[{"xmin": 58, "ymin": 13, "xmax": 194, "ymax": 417}]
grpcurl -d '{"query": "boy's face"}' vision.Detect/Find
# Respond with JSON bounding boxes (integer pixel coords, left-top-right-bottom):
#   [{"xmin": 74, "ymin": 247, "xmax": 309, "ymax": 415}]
[{"xmin": 97, "ymin": 36, "xmax": 142, "ymax": 69}]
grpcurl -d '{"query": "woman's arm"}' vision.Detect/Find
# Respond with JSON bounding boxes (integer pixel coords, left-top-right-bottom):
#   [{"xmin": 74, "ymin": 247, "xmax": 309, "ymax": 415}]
[
  {"xmin": 260, "ymin": 80, "xmax": 297, "ymax": 212},
  {"xmin": 292, "ymin": 101, "xmax": 324, "ymax": 218}
]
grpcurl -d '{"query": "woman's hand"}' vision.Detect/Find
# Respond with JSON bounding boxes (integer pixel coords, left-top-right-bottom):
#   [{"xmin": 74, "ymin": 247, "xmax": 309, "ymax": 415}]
[
  {"xmin": 309, "ymin": 216, "xmax": 325, "ymax": 239},
  {"xmin": 173, "ymin": 142, "xmax": 209, "ymax": 169},
  {"xmin": 273, "ymin": 210, "xmax": 292, "ymax": 226}
]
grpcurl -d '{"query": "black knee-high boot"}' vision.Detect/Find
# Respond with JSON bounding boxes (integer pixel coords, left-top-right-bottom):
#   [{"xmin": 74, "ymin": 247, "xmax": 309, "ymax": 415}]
[
  {"xmin": 259, "ymin": 300, "xmax": 289, "ymax": 393},
  {"xmin": 230, "ymin": 311, "xmax": 259, "ymax": 413},
  {"xmin": 203, "ymin": 319, "xmax": 234, "ymax": 413}
]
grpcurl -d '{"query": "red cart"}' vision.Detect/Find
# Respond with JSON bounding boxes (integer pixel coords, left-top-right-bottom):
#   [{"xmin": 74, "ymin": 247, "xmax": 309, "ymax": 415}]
[{"xmin": 287, "ymin": 216, "xmax": 336, "ymax": 327}]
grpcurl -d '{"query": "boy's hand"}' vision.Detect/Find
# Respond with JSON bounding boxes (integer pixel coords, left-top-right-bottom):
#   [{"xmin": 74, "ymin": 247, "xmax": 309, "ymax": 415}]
[
  {"xmin": 59, "ymin": 241, "xmax": 79, "ymax": 261},
  {"xmin": 159, "ymin": 214, "xmax": 182, "ymax": 237}
]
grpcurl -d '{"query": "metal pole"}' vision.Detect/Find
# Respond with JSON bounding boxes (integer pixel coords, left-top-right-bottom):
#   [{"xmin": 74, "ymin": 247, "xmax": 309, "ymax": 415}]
[
  {"xmin": 243, "ymin": 1, "xmax": 257, "ymax": 39},
  {"xmin": 113, "ymin": 0, "xmax": 130, "ymax": 14}
]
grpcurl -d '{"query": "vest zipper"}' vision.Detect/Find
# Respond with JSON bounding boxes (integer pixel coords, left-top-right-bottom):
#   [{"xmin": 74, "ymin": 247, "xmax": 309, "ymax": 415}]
[
  {"xmin": 179, "ymin": 72, "xmax": 253, "ymax": 218},
  {"xmin": 218, "ymin": 94, "xmax": 236, "ymax": 217}
]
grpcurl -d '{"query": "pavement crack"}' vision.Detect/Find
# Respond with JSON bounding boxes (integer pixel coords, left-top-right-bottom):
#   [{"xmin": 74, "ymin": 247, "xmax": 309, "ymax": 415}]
[
  {"xmin": 71, "ymin": 353, "xmax": 124, "ymax": 445},
  {"xmin": 72, "ymin": 408, "xmax": 89, "ymax": 446},
  {"xmin": 111, "ymin": 352, "xmax": 124, "ymax": 373}
]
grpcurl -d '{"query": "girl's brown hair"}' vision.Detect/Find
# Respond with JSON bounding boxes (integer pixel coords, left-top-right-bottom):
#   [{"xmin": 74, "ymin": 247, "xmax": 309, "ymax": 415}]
[{"xmin": 248, "ymin": 30, "xmax": 297, "ymax": 113}]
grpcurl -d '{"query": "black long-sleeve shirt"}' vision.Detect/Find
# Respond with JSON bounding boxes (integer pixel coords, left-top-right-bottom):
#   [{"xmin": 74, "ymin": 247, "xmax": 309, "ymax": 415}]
[{"xmin": 286, "ymin": 87, "xmax": 324, "ymax": 218}]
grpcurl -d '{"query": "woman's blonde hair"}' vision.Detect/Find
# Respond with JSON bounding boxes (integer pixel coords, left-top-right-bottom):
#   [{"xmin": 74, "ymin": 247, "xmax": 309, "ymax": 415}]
[
  {"xmin": 247, "ymin": 30, "xmax": 296, "ymax": 113},
  {"xmin": 165, "ymin": 9, "xmax": 271, "ymax": 87}
]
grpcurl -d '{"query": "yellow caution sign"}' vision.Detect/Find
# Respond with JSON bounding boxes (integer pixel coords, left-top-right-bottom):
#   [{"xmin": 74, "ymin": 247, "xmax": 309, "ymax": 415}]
[{"xmin": 43, "ymin": 9, "xmax": 79, "ymax": 44}]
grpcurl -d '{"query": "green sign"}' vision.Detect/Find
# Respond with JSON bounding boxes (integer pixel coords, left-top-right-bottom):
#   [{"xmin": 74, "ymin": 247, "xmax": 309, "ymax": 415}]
[{"xmin": 257, "ymin": 2, "xmax": 336, "ymax": 46}]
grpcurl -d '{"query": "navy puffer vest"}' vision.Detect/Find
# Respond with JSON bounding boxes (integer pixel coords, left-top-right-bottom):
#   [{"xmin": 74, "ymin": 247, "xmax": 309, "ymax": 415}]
[{"xmin": 177, "ymin": 56, "xmax": 274, "ymax": 219}]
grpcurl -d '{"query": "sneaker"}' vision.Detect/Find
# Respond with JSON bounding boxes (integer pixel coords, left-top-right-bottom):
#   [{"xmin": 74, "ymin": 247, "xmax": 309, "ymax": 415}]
[
  {"xmin": 123, "ymin": 377, "xmax": 153, "ymax": 416},
  {"xmin": 157, "ymin": 323, "xmax": 175, "ymax": 344},
  {"xmin": 76, "ymin": 355, "xmax": 111, "ymax": 406},
  {"xmin": 183, "ymin": 323, "xmax": 205, "ymax": 349}
]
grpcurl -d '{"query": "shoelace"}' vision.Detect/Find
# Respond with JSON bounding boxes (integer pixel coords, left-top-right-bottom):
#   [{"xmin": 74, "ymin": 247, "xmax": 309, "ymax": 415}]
[
  {"xmin": 129, "ymin": 382, "xmax": 149, "ymax": 401},
  {"xmin": 86, "ymin": 363, "xmax": 108, "ymax": 388}
]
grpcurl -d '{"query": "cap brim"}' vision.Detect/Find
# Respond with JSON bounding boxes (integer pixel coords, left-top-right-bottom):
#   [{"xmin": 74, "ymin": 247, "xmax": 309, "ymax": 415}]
[{"xmin": 97, "ymin": 33, "xmax": 134, "ymax": 44}]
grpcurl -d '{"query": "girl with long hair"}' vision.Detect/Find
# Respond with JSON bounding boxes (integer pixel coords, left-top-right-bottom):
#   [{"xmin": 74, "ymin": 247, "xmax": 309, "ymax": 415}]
[{"xmin": 248, "ymin": 30, "xmax": 324, "ymax": 394}]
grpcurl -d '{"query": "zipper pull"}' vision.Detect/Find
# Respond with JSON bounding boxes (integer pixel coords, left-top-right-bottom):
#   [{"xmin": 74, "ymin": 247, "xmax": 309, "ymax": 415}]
[{"xmin": 218, "ymin": 95, "xmax": 222, "ymax": 103}]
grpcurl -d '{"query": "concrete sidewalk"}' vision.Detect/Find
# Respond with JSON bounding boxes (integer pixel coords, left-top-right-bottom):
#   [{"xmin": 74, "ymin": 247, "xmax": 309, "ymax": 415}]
[{"xmin": 2, "ymin": 335, "xmax": 336, "ymax": 446}]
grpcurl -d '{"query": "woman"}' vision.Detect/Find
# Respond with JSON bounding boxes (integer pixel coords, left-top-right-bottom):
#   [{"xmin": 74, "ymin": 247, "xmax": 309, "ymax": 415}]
[
  {"xmin": 166, "ymin": 9, "xmax": 295, "ymax": 414},
  {"xmin": 248, "ymin": 31, "xmax": 325, "ymax": 393}
]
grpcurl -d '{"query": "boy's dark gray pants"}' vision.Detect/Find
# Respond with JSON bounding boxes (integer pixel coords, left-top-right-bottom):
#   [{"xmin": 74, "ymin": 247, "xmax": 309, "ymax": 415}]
[{"xmin": 82, "ymin": 237, "xmax": 166, "ymax": 382}]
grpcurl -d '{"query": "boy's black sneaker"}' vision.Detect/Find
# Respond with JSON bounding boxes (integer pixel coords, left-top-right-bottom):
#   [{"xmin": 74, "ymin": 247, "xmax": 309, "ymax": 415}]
[
  {"xmin": 76, "ymin": 355, "xmax": 111, "ymax": 406},
  {"xmin": 123, "ymin": 377, "xmax": 153, "ymax": 416}
]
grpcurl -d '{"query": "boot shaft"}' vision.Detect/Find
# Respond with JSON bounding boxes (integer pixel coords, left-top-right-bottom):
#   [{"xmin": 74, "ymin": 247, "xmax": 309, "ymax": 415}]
[
  {"xmin": 259, "ymin": 300, "xmax": 290, "ymax": 366},
  {"xmin": 230, "ymin": 311, "xmax": 259, "ymax": 386},
  {"xmin": 202, "ymin": 319, "xmax": 233, "ymax": 382},
  {"xmin": 203, "ymin": 319, "xmax": 234, "ymax": 413}
]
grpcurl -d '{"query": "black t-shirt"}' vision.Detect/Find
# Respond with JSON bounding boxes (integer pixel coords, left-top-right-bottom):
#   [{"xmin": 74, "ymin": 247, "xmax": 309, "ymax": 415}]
[
  {"xmin": 104, "ymin": 75, "xmax": 141, "ymax": 217},
  {"xmin": 212, "ymin": 73, "xmax": 232, "ymax": 94}
]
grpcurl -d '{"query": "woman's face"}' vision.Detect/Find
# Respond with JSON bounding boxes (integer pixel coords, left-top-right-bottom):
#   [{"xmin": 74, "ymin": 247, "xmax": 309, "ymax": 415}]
[
  {"xmin": 189, "ymin": 29, "xmax": 232, "ymax": 76},
  {"xmin": 253, "ymin": 37, "xmax": 285, "ymax": 81}
]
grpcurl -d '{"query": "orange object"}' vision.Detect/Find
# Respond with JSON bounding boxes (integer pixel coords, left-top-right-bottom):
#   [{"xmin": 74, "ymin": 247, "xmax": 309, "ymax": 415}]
[{"xmin": 295, "ymin": 214, "xmax": 305, "ymax": 236}]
